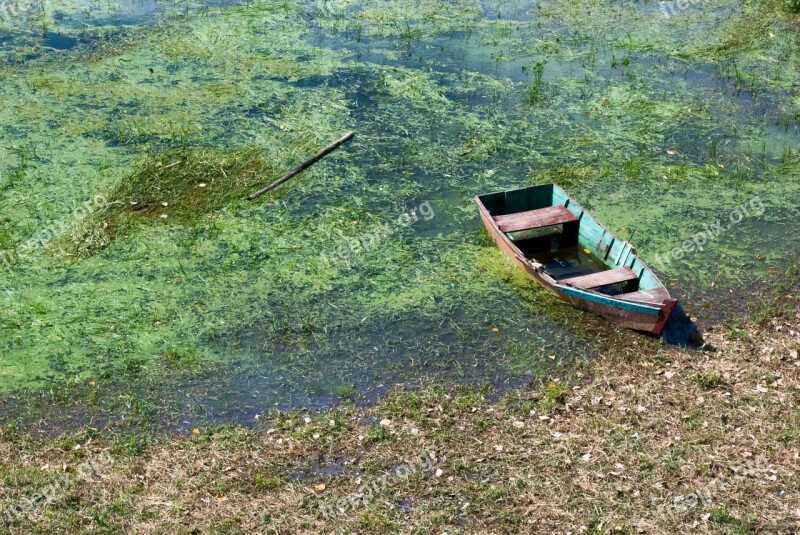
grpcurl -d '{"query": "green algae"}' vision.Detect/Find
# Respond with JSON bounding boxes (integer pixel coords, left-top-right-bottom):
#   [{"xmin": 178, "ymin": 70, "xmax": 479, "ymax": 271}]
[{"xmin": 0, "ymin": 0, "xmax": 798, "ymax": 428}]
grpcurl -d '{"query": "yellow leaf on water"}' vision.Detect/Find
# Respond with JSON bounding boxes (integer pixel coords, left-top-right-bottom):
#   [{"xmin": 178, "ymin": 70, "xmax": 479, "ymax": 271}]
[{"xmin": 583, "ymin": 248, "xmax": 591, "ymax": 254}]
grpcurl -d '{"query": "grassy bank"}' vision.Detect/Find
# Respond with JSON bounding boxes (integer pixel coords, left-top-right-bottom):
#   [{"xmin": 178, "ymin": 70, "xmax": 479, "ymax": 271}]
[{"xmin": 1, "ymin": 296, "xmax": 798, "ymax": 534}]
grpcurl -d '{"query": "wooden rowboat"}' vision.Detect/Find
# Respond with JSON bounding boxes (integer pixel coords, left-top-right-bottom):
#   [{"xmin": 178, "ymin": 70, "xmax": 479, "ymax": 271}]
[{"xmin": 475, "ymin": 184, "xmax": 677, "ymax": 335}]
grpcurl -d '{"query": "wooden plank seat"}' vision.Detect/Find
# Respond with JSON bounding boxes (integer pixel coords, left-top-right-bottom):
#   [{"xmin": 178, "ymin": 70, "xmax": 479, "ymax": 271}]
[
  {"xmin": 493, "ymin": 205, "xmax": 578, "ymax": 233},
  {"xmin": 559, "ymin": 267, "xmax": 638, "ymax": 290}
]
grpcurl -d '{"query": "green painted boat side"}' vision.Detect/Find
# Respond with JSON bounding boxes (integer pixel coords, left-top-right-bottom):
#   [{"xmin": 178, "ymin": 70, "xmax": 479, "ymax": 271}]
[{"xmin": 555, "ymin": 285, "xmax": 661, "ymax": 315}]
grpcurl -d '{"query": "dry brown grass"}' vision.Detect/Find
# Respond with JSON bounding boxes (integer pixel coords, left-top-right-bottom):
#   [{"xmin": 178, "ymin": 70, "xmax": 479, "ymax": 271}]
[{"xmin": 1, "ymin": 304, "xmax": 799, "ymax": 534}]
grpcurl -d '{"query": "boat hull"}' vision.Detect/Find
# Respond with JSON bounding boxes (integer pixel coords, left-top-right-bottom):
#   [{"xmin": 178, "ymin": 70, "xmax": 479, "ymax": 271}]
[{"xmin": 475, "ymin": 193, "xmax": 676, "ymax": 335}]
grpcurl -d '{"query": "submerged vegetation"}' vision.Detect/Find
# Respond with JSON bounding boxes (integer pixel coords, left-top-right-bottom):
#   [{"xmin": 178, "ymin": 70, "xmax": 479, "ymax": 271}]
[{"xmin": 72, "ymin": 146, "xmax": 275, "ymax": 256}]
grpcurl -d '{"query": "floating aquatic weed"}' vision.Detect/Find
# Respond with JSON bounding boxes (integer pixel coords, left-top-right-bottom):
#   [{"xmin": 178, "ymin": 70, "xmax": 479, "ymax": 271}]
[{"xmin": 523, "ymin": 60, "xmax": 547, "ymax": 106}]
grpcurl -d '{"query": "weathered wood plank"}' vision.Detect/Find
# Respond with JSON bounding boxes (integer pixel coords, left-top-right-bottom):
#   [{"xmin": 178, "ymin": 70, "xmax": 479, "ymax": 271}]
[
  {"xmin": 560, "ymin": 267, "xmax": 637, "ymax": 289},
  {"xmin": 493, "ymin": 205, "xmax": 578, "ymax": 233},
  {"xmin": 615, "ymin": 288, "xmax": 672, "ymax": 304}
]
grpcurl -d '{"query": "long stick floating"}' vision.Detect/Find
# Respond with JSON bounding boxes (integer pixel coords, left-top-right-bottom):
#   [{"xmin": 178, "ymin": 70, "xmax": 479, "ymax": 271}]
[{"xmin": 247, "ymin": 131, "xmax": 355, "ymax": 201}]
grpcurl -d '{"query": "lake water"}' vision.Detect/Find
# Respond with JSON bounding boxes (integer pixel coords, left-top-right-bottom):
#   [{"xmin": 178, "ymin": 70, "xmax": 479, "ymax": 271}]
[{"xmin": 0, "ymin": 0, "xmax": 797, "ymax": 431}]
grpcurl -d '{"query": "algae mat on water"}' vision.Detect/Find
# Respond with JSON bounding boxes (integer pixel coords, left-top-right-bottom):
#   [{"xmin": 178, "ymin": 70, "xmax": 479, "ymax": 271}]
[{"xmin": 0, "ymin": 0, "xmax": 798, "ymax": 429}]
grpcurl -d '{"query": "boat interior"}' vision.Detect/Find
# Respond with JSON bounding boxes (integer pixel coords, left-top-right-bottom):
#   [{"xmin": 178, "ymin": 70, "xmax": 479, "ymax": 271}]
[{"xmin": 478, "ymin": 184, "xmax": 663, "ymax": 298}]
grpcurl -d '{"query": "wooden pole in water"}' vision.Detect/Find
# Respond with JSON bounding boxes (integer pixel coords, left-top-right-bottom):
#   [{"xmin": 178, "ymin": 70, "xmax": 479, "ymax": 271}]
[{"xmin": 247, "ymin": 131, "xmax": 355, "ymax": 201}]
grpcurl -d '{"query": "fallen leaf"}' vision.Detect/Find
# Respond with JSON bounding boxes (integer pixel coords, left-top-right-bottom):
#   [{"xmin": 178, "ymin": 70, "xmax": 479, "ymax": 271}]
[
  {"xmin": 314, "ymin": 484, "xmax": 326, "ymax": 492},
  {"xmin": 192, "ymin": 428, "xmax": 200, "ymax": 434},
  {"xmin": 666, "ymin": 149, "xmax": 678, "ymax": 155},
  {"xmin": 491, "ymin": 327, "xmax": 499, "ymax": 333},
  {"xmin": 583, "ymin": 248, "xmax": 591, "ymax": 254}
]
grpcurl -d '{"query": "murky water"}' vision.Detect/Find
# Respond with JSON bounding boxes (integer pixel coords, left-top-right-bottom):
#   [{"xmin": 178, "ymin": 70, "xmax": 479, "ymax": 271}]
[{"xmin": 0, "ymin": 0, "xmax": 797, "ymax": 430}]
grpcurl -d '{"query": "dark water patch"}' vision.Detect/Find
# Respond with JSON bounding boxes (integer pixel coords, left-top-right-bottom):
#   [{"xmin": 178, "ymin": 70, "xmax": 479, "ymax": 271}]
[
  {"xmin": 0, "ymin": 25, "xmax": 147, "ymax": 67},
  {"xmin": 42, "ymin": 0, "xmax": 246, "ymax": 31},
  {"xmin": 208, "ymin": 298, "xmax": 588, "ymax": 406},
  {"xmin": 41, "ymin": 31, "xmax": 78, "ymax": 50}
]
